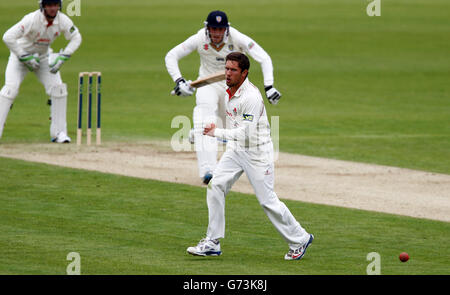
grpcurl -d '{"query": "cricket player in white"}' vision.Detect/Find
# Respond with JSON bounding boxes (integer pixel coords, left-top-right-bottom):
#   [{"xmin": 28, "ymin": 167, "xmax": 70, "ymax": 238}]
[
  {"xmin": 187, "ymin": 53, "xmax": 314, "ymax": 261},
  {"xmin": 165, "ymin": 11, "xmax": 282, "ymax": 185},
  {"xmin": 0, "ymin": 0, "xmax": 82, "ymax": 143}
]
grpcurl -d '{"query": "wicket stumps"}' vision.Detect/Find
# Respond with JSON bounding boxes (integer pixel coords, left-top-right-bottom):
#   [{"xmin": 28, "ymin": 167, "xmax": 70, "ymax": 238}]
[{"xmin": 77, "ymin": 72, "xmax": 102, "ymax": 146}]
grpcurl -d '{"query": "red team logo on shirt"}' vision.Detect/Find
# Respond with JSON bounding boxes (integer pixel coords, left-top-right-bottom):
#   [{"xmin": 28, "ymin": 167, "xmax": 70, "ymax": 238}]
[{"xmin": 204, "ymin": 44, "xmax": 209, "ymax": 50}]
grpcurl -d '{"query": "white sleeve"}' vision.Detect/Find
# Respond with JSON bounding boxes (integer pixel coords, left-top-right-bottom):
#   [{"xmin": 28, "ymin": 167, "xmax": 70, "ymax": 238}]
[
  {"xmin": 2, "ymin": 15, "xmax": 31, "ymax": 57},
  {"xmin": 214, "ymin": 95, "xmax": 264, "ymax": 142},
  {"xmin": 232, "ymin": 28, "xmax": 274, "ymax": 86},
  {"xmin": 61, "ymin": 15, "xmax": 82, "ymax": 55},
  {"xmin": 165, "ymin": 33, "xmax": 199, "ymax": 82}
]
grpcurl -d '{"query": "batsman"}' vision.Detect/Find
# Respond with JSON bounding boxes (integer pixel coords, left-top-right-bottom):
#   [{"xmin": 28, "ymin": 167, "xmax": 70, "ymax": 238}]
[
  {"xmin": 0, "ymin": 0, "xmax": 82, "ymax": 143},
  {"xmin": 165, "ymin": 10, "xmax": 282, "ymax": 185}
]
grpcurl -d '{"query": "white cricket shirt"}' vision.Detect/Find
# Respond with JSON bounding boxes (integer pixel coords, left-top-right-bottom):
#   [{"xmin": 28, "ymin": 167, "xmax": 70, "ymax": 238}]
[{"xmin": 214, "ymin": 78, "xmax": 272, "ymax": 151}]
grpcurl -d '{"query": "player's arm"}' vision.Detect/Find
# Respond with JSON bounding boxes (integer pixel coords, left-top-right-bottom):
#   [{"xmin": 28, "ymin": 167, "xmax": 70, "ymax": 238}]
[
  {"xmin": 61, "ymin": 17, "xmax": 82, "ymax": 56},
  {"xmin": 233, "ymin": 29, "xmax": 282, "ymax": 105},
  {"xmin": 207, "ymin": 95, "xmax": 264, "ymax": 143},
  {"xmin": 49, "ymin": 16, "xmax": 82, "ymax": 74},
  {"xmin": 3, "ymin": 15, "xmax": 32, "ymax": 57},
  {"xmin": 165, "ymin": 33, "xmax": 199, "ymax": 96}
]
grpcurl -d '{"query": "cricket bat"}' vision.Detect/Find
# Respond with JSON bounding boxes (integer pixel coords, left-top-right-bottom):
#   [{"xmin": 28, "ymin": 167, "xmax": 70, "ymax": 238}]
[{"xmin": 170, "ymin": 71, "xmax": 226, "ymax": 95}]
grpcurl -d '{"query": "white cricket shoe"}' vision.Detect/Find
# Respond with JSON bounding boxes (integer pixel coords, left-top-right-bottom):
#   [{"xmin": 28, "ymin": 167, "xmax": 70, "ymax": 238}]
[
  {"xmin": 187, "ymin": 238, "xmax": 222, "ymax": 256},
  {"xmin": 52, "ymin": 131, "xmax": 71, "ymax": 143},
  {"xmin": 285, "ymin": 234, "xmax": 314, "ymax": 261}
]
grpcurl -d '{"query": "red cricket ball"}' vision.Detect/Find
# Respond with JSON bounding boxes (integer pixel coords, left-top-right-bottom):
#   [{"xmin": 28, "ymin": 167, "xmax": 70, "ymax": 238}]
[{"xmin": 399, "ymin": 252, "xmax": 409, "ymax": 262}]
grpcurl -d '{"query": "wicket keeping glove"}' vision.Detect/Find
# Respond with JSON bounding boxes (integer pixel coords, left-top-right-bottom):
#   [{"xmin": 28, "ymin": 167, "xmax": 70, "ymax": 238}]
[
  {"xmin": 19, "ymin": 53, "xmax": 40, "ymax": 72},
  {"xmin": 49, "ymin": 52, "xmax": 71, "ymax": 74},
  {"xmin": 174, "ymin": 77, "xmax": 195, "ymax": 96},
  {"xmin": 265, "ymin": 85, "xmax": 282, "ymax": 105}
]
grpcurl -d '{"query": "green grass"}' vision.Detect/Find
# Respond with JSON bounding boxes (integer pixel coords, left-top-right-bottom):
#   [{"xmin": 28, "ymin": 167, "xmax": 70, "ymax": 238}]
[
  {"xmin": 0, "ymin": 157, "xmax": 448, "ymax": 275},
  {"xmin": 0, "ymin": 0, "xmax": 449, "ymax": 173}
]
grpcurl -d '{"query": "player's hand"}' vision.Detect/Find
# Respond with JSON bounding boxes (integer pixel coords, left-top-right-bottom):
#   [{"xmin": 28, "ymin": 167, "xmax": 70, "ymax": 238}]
[
  {"xmin": 49, "ymin": 52, "xmax": 70, "ymax": 74},
  {"xmin": 265, "ymin": 85, "xmax": 282, "ymax": 105},
  {"xmin": 174, "ymin": 77, "xmax": 195, "ymax": 96},
  {"xmin": 203, "ymin": 123, "xmax": 216, "ymax": 137},
  {"xmin": 19, "ymin": 53, "xmax": 40, "ymax": 71}
]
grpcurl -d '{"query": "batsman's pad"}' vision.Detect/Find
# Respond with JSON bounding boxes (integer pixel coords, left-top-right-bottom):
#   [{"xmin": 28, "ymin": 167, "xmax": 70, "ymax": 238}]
[{"xmin": 49, "ymin": 83, "xmax": 68, "ymax": 138}]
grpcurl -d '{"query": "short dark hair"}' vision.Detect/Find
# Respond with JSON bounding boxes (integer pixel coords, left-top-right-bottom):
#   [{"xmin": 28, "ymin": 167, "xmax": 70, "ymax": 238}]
[{"xmin": 226, "ymin": 52, "xmax": 250, "ymax": 73}]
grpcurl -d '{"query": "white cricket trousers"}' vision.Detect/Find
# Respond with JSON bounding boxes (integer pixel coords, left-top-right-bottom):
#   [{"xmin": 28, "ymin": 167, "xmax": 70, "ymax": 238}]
[
  {"xmin": 206, "ymin": 143, "xmax": 310, "ymax": 248},
  {"xmin": 193, "ymin": 82, "xmax": 227, "ymax": 177},
  {"xmin": 0, "ymin": 53, "xmax": 67, "ymax": 139}
]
